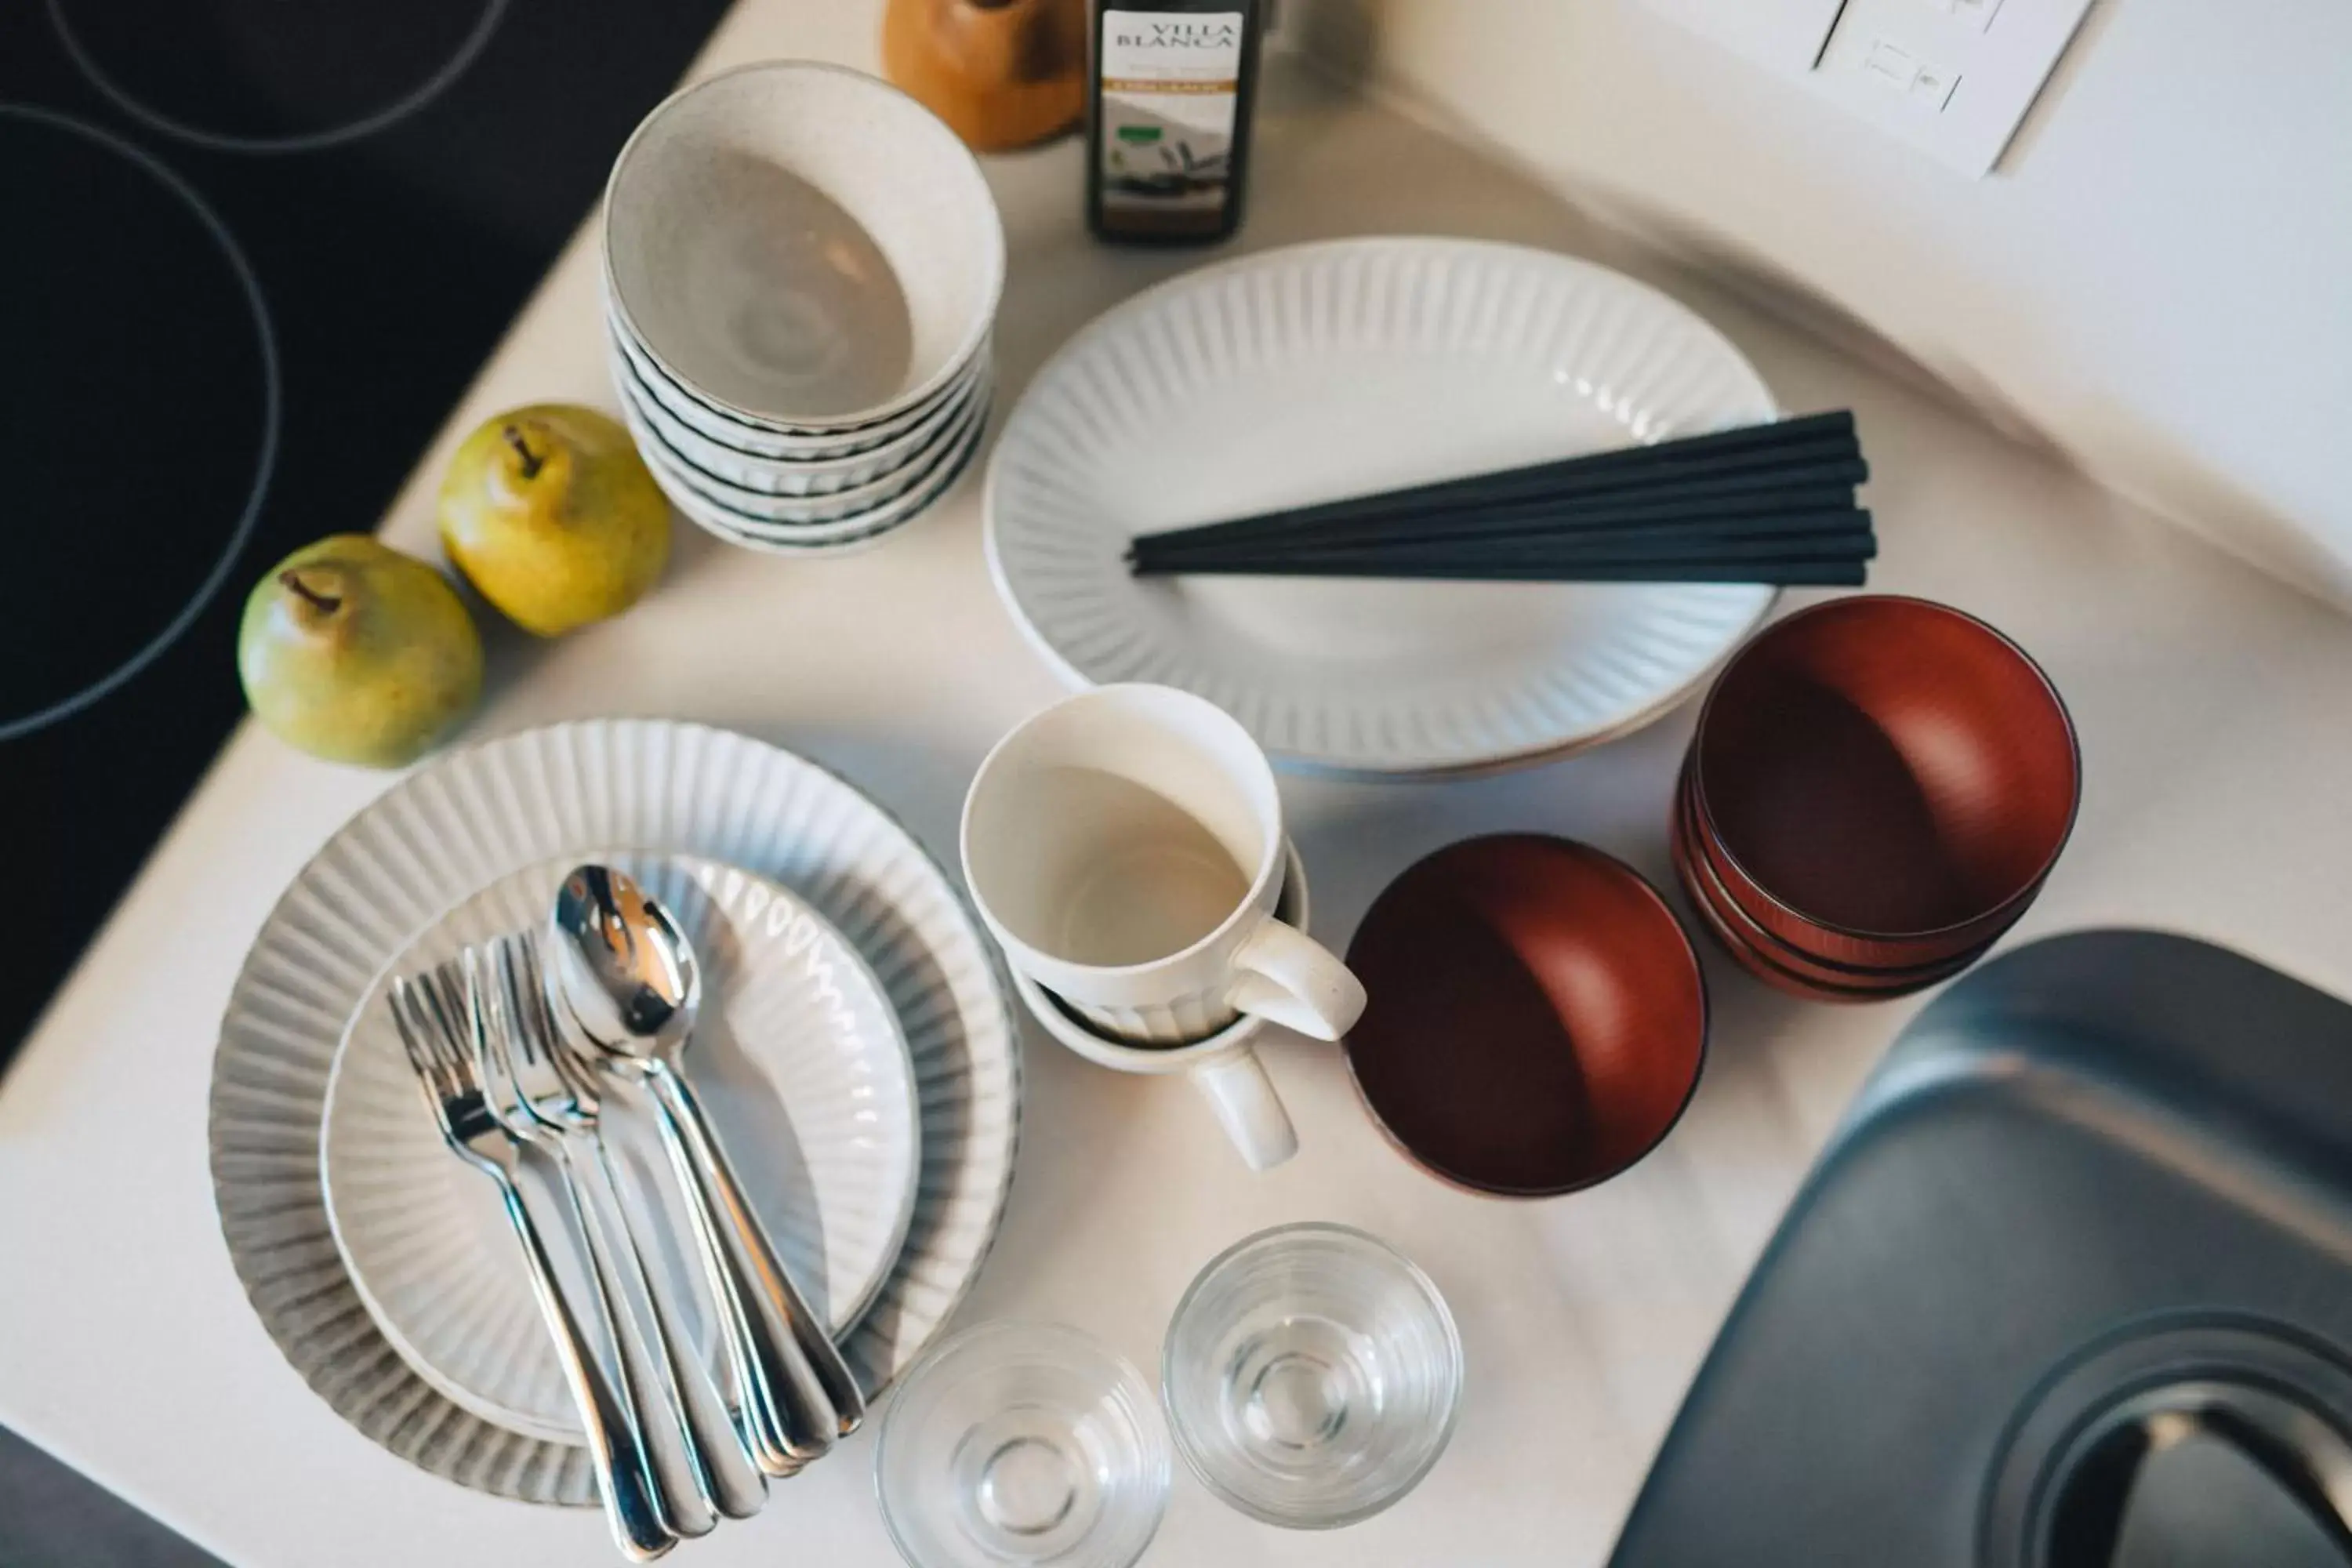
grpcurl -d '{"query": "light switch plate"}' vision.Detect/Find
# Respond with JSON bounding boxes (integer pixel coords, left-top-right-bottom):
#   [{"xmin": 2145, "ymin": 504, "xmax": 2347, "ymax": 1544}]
[
  {"xmin": 1642, "ymin": 0, "xmax": 2094, "ymax": 177},
  {"xmin": 1811, "ymin": 0, "xmax": 2093, "ymax": 176}
]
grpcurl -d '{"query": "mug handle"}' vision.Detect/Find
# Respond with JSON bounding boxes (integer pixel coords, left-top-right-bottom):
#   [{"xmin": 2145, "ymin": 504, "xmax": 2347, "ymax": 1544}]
[
  {"xmin": 1187, "ymin": 1049, "xmax": 1299, "ymax": 1172},
  {"xmin": 1225, "ymin": 919, "xmax": 1368, "ymax": 1042}
]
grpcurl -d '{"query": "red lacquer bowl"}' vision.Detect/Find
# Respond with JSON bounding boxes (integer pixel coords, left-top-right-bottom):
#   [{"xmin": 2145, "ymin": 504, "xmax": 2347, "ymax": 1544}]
[
  {"xmin": 1685, "ymin": 596, "xmax": 2078, "ymax": 970},
  {"xmin": 1678, "ymin": 767, "xmax": 2003, "ymax": 978},
  {"xmin": 1671, "ymin": 784, "xmax": 1987, "ymax": 1001},
  {"xmin": 1345, "ymin": 835, "xmax": 1708, "ymax": 1197}
]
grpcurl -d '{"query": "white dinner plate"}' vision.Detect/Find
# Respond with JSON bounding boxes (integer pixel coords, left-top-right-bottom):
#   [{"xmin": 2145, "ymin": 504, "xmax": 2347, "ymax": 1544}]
[
  {"xmin": 211, "ymin": 720, "xmax": 1020, "ymax": 1506},
  {"xmin": 321, "ymin": 853, "xmax": 919, "ymax": 1444},
  {"xmin": 985, "ymin": 237, "xmax": 1780, "ymax": 778}
]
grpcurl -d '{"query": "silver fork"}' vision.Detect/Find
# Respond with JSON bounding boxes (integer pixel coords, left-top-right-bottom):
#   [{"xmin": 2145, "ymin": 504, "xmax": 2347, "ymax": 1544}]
[
  {"xmin": 464, "ymin": 946, "xmax": 720, "ymax": 1541},
  {"xmin": 488, "ymin": 933, "xmax": 768, "ymax": 1521},
  {"xmin": 389, "ymin": 969, "xmax": 673, "ymax": 1563}
]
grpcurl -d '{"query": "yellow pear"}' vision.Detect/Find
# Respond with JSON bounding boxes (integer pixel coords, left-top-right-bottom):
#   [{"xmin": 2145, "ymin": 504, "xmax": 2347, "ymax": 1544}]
[
  {"xmin": 438, "ymin": 404, "xmax": 670, "ymax": 637},
  {"xmin": 238, "ymin": 535, "xmax": 483, "ymax": 768}
]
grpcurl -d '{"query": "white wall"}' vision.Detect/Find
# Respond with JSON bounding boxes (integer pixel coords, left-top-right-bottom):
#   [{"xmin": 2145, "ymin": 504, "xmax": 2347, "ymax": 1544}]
[{"xmin": 1283, "ymin": 0, "xmax": 2352, "ymax": 608}]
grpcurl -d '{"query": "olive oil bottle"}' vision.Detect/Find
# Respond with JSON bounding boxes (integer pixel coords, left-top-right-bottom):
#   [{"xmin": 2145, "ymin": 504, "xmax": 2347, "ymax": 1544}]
[{"xmin": 1085, "ymin": 0, "xmax": 1265, "ymax": 245}]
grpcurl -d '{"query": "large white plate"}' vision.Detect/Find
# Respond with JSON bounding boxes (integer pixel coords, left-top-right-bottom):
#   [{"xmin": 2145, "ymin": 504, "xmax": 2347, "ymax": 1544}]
[
  {"xmin": 984, "ymin": 237, "xmax": 1780, "ymax": 778},
  {"xmin": 321, "ymin": 854, "xmax": 920, "ymax": 1445},
  {"xmin": 210, "ymin": 720, "xmax": 1020, "ymax": 1506}
]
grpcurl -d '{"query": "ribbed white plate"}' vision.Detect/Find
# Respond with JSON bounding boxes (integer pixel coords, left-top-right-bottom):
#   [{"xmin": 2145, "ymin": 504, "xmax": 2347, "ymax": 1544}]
[
  {"xmin": 211, "ymin": 720, "xmax": 1020, "ymax": 1505},
  {"xmin": 985, "ymin": 238, "xmax": 1780, "ymax": 778},
  {"xmin": 321, "ymin": 853, "xmax": 919, "ymax": 1444}
]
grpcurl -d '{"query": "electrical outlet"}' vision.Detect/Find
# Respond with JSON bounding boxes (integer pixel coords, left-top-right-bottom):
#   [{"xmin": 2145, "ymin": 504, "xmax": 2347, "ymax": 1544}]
[
  {"xmin": 1813, "ymin": 0, "xmax": 2092, "ymax": 175},
  {"xmin": 1857, "ymin": 38, "xmax": 1965, "ymax": 109},
  {"xmin": 1644, "ymin": 0, "xmax": 2091, "ymax": 178}
]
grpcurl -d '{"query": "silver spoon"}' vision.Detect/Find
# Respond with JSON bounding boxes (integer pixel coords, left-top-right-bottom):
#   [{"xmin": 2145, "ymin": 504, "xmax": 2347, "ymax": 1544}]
[
  {"xmin": 546, "ymin": 865, "xmax": 868, "ymax": 1470},
  {"xmin": 492, "ymin": 933, "xmax": 765, "ymax": 1524}
]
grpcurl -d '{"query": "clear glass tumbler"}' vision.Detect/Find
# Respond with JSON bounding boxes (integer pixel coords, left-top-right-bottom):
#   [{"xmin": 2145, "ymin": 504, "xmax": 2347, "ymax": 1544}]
[
  {"xmin": 876, "ymin": 1321, "xmax": 1171, "ymax": 1568},
  {"xmin": 1162, "ymin": 1222, "xmax": 1463, "ymax": 1529}
]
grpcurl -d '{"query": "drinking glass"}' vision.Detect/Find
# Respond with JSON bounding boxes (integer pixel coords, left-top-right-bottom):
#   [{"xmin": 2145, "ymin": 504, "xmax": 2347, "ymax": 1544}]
[
  {"xmin": 1162, "ymin": 1222, "xmax": 1463, "ymax": 1529},
  {"xmin": 876, "ymin": 1321, "xmax": 1169, "ymax": 1568}
]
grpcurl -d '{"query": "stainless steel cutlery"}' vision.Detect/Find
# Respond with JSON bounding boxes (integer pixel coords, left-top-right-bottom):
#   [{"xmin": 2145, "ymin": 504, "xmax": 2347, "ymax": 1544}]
[
  {"xmin": 390, "ymin": 867, "xmax": 865, "ymax": 1556},
  {"xmin": 491, "ymin": 934, "xmax": 771, "ymax": 1522},
  {"xmin": 548, "ymin": 866, "xmax": 869, "ymax": 1455},
  {"xmin": 389, "ymin": 965, "xmax": 673, "ymax": 1562}
]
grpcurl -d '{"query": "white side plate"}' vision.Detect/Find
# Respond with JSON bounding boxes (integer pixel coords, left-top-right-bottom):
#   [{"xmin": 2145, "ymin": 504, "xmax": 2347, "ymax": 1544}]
[{"xmin": 321, "ymin": 854, "xmax": 918, "ymax": 1444}]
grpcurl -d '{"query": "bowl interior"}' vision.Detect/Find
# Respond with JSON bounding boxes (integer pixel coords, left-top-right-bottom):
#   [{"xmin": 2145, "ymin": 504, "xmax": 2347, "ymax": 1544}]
[
  {"xmin": 1694, "ymin": 597, "xmax": 2077, "ymax": 938},
  {"xmin": 607, "ymin": 64, "xmax": 1001, "ymax": 425},
  {"xmin": 1345, "ymin": 835, "xmax": 1705, "ymax": 1195}
]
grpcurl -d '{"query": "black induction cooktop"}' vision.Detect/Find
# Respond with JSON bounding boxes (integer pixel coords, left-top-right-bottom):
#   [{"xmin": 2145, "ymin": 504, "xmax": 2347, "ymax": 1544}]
[{"xmin": 0, "ymin": 0, "xmax": 735, "ymax": 1065}]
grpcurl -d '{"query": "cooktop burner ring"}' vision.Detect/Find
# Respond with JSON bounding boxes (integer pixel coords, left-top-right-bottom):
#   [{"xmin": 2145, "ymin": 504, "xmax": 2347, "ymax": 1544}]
[
  {"xmin": 0, "ymin": 106, "xmax": 281, "ymax": 743},
  {"xmin": 46, "ymin": 0, "xmax": 510, "ymax": 154}
]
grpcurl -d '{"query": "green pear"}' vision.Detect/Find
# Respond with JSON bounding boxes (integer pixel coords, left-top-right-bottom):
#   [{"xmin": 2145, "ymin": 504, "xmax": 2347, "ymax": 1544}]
[
  {"xmin": 438, "ymin": 404, "xmax": 670, "ymax": 637},
  {"xmin": 238, "ymin": 535, "xmax": 484, "ymax": 768}
]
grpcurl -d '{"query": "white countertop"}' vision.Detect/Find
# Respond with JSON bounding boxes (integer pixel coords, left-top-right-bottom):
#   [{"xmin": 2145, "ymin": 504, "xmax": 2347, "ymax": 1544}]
[{"xmin": 7, "ymin": 5, "xmax": 2352, "ymax": 1565}]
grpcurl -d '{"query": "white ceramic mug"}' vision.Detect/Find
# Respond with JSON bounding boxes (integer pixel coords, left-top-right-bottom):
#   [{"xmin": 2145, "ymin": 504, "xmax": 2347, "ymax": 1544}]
[
  {"xmin": 1008, "ymin": 841, "xmax": 1312, "ymax": 1171},
  {"xmin": 961, "ymin": 684, "xmax": 1367, "ymax": 1046}
]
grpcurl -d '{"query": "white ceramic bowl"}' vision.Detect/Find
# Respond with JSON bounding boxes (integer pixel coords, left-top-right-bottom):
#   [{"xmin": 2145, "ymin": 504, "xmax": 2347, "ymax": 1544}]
[
  {"xmin": 604, "ymin": 61, "xmax": 1004, "ymax": 430},
  {"xmin": 613, "ymin": 338, "xmax": 989, "ymax": 495},
  {"xmin": 626, "ymin": 374, "xmax": 989, "ymax": 524},
  {"xmin": 654, "ymin": 398, "xmax": 991, "ymax": 555},
  {"xmin": 612, "ymin": 307, "xmax": 988, "ymax": 457}
]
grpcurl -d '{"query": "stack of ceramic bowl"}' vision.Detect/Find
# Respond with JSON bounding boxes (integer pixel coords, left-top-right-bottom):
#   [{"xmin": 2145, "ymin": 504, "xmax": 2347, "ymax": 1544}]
[
  {"xmin": 1671, "ymin": 595, "xmax": 2081, "ymax": 1001},
  {"xmin": 602, "ymin": 62, "xmax": 1003, "ymax": 555}
]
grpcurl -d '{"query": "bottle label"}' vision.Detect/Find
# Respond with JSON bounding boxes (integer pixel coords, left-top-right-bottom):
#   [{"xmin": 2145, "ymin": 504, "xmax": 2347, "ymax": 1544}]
[{"xmin": 1099, "ymin": 10, "xmax": 1245, "ymax": 222}]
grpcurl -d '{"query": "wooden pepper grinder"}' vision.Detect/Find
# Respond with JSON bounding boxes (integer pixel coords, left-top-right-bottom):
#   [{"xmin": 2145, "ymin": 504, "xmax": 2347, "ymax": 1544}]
[{"xmin": 881, "ymin": 0, "xmax": 1088, "ymax": 152}]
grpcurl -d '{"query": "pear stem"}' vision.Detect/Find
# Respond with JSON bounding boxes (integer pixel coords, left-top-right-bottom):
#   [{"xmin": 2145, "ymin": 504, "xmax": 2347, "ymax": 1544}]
[
  {"xmin": 503, "ymin": 425, "xmax": 545, "ymax": 481},
  {"xmin": 280, "ymin": 570, "xmax": 341, "ymax": 616}
]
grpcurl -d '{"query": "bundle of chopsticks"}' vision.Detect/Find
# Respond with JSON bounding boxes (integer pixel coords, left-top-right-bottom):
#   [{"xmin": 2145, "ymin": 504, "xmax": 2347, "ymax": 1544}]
[{"xmin": 1127, "ymin": 410, "xmax": 1871, "ymax": 586}]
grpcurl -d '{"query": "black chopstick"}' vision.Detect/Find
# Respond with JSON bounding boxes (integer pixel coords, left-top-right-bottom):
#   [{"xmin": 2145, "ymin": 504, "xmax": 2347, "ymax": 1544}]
[
  {"xmin": 1137, "ymin": 507, "xmax": 1872, "ymax": 561},
  {"xmin": 1131, "ymin": 483, "xmax": 1870, "ymax": 562},
  {"xmin": 1147, "ymin": 558, "xmax": 1871, "ymax": 586},
  {"xmin": 1134, "ymin": 439, "xmax": 1863, "ymax": 553},
  {"xmin": 1134, "ymin": 516, "xmax": 1874, "ymax": 574},
  {"xmin": 1138, "ymin": 545, "xmax": 1872, "ymax": 583},
  {"xmin": 1332, "ymin": 509, "xmax": 1875, "ymax": 554},
  {"xmin": 1138, "ymin": 524, "xmax": 1873, "ymax": 574},
  {"xmin": 1128, "ymin": 412, "xmax": 1857, "ymax": 553}
]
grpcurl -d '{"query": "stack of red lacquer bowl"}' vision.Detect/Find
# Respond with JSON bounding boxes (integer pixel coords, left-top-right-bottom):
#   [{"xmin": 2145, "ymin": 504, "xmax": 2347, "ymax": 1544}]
[{"xmin": 1671, "ymin": 595, "xmax": 2081, "ymax": 1001}]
